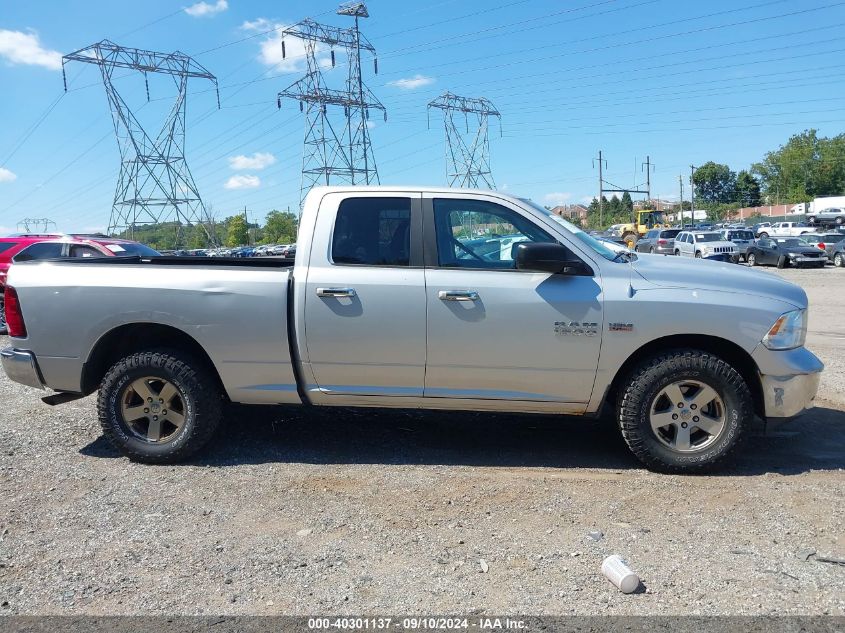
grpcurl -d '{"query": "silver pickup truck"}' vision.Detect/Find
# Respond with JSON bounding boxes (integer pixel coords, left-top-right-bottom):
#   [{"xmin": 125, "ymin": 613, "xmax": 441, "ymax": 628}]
[{"xmin": 1, "ymin": 187, "xmax": 823, "ymax": 472}]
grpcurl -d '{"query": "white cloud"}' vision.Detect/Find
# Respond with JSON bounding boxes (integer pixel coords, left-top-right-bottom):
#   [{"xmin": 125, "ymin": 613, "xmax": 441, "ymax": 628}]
[
  {"xmin": 185, "ymin": 0, "xmax": 228, "ymax": 17},
  {"xmin": 0, "ymin": 167, "xmax": 17, "ymax": 183},
  {"xmin": 224, "ymin": 174, "xmax": 261, "ymax": 190},
  {"xmin": 388, "ymin": 74, "xmax": 435, "ymax": 90},
  {"xmin": 0, "ymin": 29, "xmax": 62, "ymax": 70},
  {"xmin": 228, "ymin": 152, "xmax": 276, "ymax": 171},
  {"xmin": 543, "ymin": 192, "xmax": 572, "ymax": 205},
  {"xmin": 240, "ymin": 18, "xmax": 327, "ymax": 71}
]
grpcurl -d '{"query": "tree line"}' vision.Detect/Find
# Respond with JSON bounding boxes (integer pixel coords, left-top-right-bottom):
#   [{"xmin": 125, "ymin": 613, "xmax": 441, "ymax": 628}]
[
  {"xmin": 116, "ymin": 209, "xmax": 299, "ymax": 251},
  {"xmin": 581, "ymin": 128, "xmax": 845, "ymax": 227}
]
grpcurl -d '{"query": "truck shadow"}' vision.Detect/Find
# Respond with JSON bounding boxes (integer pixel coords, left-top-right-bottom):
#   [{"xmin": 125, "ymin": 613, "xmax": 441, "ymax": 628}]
[{"xmin": 81, "ymin": 404, "xmax": 845, "ymax": 475}]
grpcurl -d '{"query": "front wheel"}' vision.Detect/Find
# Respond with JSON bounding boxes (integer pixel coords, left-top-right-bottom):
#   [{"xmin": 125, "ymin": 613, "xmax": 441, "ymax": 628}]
[
  {"xmin": 758, "ymin": 232, "xmax": 769, "ymax": 238},
  {"xmin": 834, "ymin": 252, "xmax": 844, "ymax": 267},
  {"xmin": 0, "ymin": 296, "xmax": 6, "ymax": 335},
  {"xmin": 777, "ymin": 255, "xmax": 787, "ymax": 269},
  {"xmin": 674, "ymin": 249, "xmax": 680, "ymax": 256},
  {"xmin": 695, "ymin": 251, "xmax": 703, "ymax": 258},
  {"xmin": 747, "ymin": 252, "xmax": 757, "ymax": 266},
  {"xmin": 98, "ymin": 350, "xmax": 223, "ymax": 463},
  {"xmin": 807, "ymin": 216, "xmax": 817, "ymax": 225},
  {"xmin": 836, "ymin": 216, "xmax": 844, "ymax": 226},
  {"xmin": 617, "ymin": 350, "xmax": 752, "ymax": 473}
]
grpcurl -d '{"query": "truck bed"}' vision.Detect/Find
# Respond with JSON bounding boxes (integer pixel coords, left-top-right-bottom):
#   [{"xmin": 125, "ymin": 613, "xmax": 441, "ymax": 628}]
[{"xmin": 7, "ymin": 257, "xmax": 300, "ymax": 404}]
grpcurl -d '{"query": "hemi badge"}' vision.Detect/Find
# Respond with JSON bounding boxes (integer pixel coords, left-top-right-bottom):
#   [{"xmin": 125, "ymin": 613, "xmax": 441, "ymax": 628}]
[{"xmin": 609, "ymin": 322, "xmax": 634, "ymax": 332}]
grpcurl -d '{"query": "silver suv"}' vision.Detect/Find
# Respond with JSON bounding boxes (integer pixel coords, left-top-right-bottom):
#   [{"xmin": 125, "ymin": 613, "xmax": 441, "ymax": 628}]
[{"xmin": 674, "ymin": 231, "xmax": 738, "ymax": 260}]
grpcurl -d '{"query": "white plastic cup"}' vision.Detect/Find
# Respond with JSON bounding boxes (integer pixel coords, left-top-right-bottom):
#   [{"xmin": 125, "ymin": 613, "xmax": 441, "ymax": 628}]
[{"xmin": 601, "ymin": 554, "xmax": 641, "ymax": 594}]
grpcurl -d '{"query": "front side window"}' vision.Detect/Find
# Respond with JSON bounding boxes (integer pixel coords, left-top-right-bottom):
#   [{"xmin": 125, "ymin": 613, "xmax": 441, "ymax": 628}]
[
  {"xmin": 69, "ymin": 245, "xmax": 106, "ymax": 258},
  {"xmin": 13, "ymin": 242, "xmax": 65, "ymax": 262},
  {"xmin": 434, "ymin": 198, "xmax": 554, "ymax": 269},
  {"xmin": 331, "ymin": 197, "xmax": 412, "ymax": 266}
]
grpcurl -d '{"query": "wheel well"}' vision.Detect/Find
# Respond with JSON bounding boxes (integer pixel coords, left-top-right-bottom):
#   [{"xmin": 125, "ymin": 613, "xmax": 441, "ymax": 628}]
[
  {"xmin": 81, "ymin": 323, "xmax": 224, "ymax": 396},
  {"xmin": 602, "ymin": 334, "xmax": 764, "ymax": 418}
]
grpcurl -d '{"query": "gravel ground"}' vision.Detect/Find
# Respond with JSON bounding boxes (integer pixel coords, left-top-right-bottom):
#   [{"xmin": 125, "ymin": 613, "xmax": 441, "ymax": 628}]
[{"xmin": 0, "ymin": 265, "xmax": 843, "ymax": 616}]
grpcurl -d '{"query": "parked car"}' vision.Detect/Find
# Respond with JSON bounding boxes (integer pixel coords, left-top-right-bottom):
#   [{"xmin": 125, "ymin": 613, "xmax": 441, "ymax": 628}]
[
  {"xmin": 634, "ymin": 228, "xmax": 681, "ymax": 254},
  {"xmin": 0, "ymin": 233, "xmax": 159, "ymax": 334},
  {"xmin": 673, "ymin": 231, "xmax": 738, "ymax": 261},
  {"xmin": 281, "ymin": 244, "xmax": 297, "ymax": 258},
  {"xmin": 798, "ymin": 232, "xmax": 845, "ymax": 261},
  {"xmin": 719, "ymin": 228, "xmax": 756, "ymax": 262},
  {"xmin": 752, "ymin": 222, "xmax": 772, "ymax": 237},
  {"xmin": 746, "ymin": 237, "xmax": 826, "ymax": 268},
  {"xmin": 830, "ymin": 240, "xmax": 845, "ymax": 267},
  {"xmin": 1, "ymin": 186, "xmax": 822, "ymax": 473},
  {"xmin": 759, "ymin": 222, "xmax": 813, "ymax": 238},
  {"xmin": 806, "ymin": 207, "xmax": 845, "ymax": 227}
]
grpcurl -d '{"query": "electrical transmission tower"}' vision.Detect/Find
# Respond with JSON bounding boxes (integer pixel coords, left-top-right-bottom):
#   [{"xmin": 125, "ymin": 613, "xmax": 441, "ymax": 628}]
[
  {"xmin": 16, "ymin": 218, "xmax": 56, "ymax": 234},
  {"xmin": 427, "ymin": 92, "xmax": 501, "ymax": 189},
  {"xmin": 277, "ymin": 2, "xmax": 385, "ymax": 207},
  {"xmin": 62, "ymin": 40, "xmax": 220, "ymax": 246}
]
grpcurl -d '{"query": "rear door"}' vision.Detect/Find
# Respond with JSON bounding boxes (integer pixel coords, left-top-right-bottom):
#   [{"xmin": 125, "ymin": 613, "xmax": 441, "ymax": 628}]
[
  {"xmin": 303, "ymin": 192, "xmax": 426, "ymax": 398},
  {"xmin": 422, "ymin": 194, "xmax": 602, "ymax": 407}
]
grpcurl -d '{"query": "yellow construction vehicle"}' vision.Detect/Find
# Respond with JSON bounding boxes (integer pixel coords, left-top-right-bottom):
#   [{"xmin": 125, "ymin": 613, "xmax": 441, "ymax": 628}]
[{"xmin": 617, "ymin": 209, "xmax": 668, "ymax": 248}]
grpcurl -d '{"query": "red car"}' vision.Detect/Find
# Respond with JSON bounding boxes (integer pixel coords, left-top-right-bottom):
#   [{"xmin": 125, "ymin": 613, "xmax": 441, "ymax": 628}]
[{"xmin": 0, "ymin": 233, "xmax": 159, "ymax": 334}]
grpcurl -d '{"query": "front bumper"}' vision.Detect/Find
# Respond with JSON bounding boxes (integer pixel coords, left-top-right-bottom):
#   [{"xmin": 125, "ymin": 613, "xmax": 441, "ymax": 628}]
[
  {"xmin": 1, "ymin": 347, "xmax": 45, "ymax": 390},
  {"xmin": 755, "ymin": 346, "xmax": 824, "ymax": 426}
]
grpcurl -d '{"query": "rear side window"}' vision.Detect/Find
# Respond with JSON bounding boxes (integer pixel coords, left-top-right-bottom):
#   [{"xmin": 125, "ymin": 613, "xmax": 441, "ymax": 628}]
[
  {"xmin": 0, "ymin": 242, "xmax": 19, "ymax": 254},
  {"xmin": 660, "ymin": 229, "xmax": 681, "ymax": 238},
  {"xmin": 13, "ymin": 243, "xmax": 65, "ymax": 262},
  {"xmin": 331, "ymin": 197, "xmax": 412, "ymax": 266}
]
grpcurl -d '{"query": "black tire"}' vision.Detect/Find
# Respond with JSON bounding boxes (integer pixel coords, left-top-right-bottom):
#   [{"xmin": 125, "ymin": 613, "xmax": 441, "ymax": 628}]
[
  {"xmin": 695, "ymin": 251, "xmax": 702, "ymax": 258},
  {"xmin": 617, "ymin": 350, "xmax": 752, "ymax": 473},
  {"xmin": 98, "ymin": 350, "xmax": 223, "ymax": 463},
  {"xmin": 674, "ymin": 249, "xmax": 680, "ymax": 256},
  {"xmin": 836, "ymin": 216, "xmax": 844, "ymax": 226},
  {"xmin": 649, "ymin": 246, "xmax": 656, "ymax": 254},
  {"xmin": 777, "ymin": 255, "xmax": 787, "ymax": 269},
  {"xmin": 834, "ymin": 252, "xmax": 844, "ymax": 268},
  {"xmin": 807, "ymin": 216, "xmax": 817, "ymax": 225},
  {"xmin": 747, "ymin": 252, "xmax": 757, "ymax": 266},
  {"xmin": 758, "ymin": 232, "xmax": 769, "ymax": 238},
  {"xmin": 0, "ymin": 296, "xmax": 6, "ymax": 335}
]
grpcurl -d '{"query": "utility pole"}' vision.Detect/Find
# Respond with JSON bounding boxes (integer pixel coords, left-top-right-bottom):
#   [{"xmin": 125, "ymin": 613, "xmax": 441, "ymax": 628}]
[
  {"xmin": 593, "ymin": 150, "xmax": 606, "ymax": 227},
  {"xmin": 243, "ymin": 206, "xmax": 250, "ymax": 245},
  {"xmin": 679, "ymin": 175, "xmax": 684, "ymax": 228},
  {"xmin": 689, "ymin": 164, "xmax": 696, "ymax": 226},
  {"xmin": 641, "ymin": 155, "xmax": 653, "ymax": 202}
]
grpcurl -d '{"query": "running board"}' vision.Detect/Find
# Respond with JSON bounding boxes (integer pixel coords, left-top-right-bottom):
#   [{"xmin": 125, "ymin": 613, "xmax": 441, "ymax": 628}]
[{"xmin": 41, "ymin": 392, "xmax": 86, "ymax": 406}]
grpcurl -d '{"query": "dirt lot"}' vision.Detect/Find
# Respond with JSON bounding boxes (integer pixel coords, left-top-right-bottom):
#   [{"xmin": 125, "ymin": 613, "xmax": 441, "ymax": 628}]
[{"xmin": 0, "ymin": 265, "xmax": 843, "ymax": 616}]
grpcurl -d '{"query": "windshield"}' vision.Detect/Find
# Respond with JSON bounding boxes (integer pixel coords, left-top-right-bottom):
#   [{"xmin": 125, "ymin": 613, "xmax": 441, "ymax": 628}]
[
  {"xmin": 727, "ymin": 231, "xmax": 754, "ymax": 240},
  {"xmin": 102, "ymin": 242, "xmax": 161, "ymax": 257},
  {"xmin": 521, "ymin": 198, "xmax": 619, "ymax": 261},
  {"xmin": 694, "ymin": 233, "xmax": 723, "ymax": 242}
]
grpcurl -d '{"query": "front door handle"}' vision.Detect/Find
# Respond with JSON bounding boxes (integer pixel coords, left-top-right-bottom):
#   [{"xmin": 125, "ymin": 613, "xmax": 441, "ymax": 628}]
[
  {"xmin": 438, "ymin": 290, "xmax": 479, "ymax": 302},
  {"xmin": 317, "ymin": 287, "xmax": 356, "ymax": 298}
]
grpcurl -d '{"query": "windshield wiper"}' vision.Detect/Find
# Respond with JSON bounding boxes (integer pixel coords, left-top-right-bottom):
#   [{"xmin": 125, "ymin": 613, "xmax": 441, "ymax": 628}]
[{"xmin": 612, "ymin": 250, "xmax": 634, "ymax": 262}]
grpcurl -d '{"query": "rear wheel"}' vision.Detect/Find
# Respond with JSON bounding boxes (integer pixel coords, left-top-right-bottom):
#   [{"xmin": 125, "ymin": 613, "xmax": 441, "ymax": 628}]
[
  {"xmin": 834, "ymin": 252, "xmax": 844, "ymax": 267},
  {"xmin": 98, "ymin": 350, "xmax": 223, "ymax": 463},
  {"xmin": 649, "ymin": 246, "xmax": 656, "ymax": 254},
  {"xmin": 759, "ymin": 232, "xmax": 769, "ymax": 238},
  {"xmin": 695, "ymin": 251, "xmax": 703, "ymax": 258},
  {"xmin": 617, "ymin": 350, "xmax": 751, "ymax": 473},
  {"xmin": 807, "ymin": 216, "xmax": 817, "ymax": 225},
  {"xmin": 0, "ymin": 296, "xmax": 6, "ymax": 335},
  {"xmin": 836, "ymin": 216, "xmax": 844, "ymax": 226}
]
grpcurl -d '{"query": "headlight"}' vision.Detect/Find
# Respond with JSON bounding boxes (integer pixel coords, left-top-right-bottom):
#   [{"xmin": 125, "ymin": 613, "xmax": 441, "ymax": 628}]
[{"xmin": 762, "ymin": 309, "xmax": 807, "ymax": 350}]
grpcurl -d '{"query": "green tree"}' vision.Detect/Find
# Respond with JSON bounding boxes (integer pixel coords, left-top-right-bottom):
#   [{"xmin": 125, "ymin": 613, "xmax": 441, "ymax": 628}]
[
  {"xmin": 621, "ymin": 191, "xmax": 633, "ymax": 215},
  {"xmin": 263, "ymin": 210, "xmax": 299, "ymax": 244},
  {"xmin": 226, "ymin": 214, "xmax": 249, "ymax": 247},
  {"xmin": 692, "ymin": 162, "xmax": 736, "ymax": 206},
  {"xmin": 734, "ymin": 170, "xmax": 761, "ymax": 207},
  {"xmin": 752, "ymin": 129, "xmax": 845, "ymax": 203}
]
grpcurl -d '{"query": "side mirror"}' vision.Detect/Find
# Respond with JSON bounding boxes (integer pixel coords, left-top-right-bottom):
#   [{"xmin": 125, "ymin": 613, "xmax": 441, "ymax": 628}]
[{"xmin": 515, "ymin": 243, "xmax": 592, "ymax": 276}]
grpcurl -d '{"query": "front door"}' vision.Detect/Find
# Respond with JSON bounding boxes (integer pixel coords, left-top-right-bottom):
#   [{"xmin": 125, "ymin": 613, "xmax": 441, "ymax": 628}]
[
  {"xmin": 303, "ymin": 193, "xmax": 426, "ymax": 398},
  {"xmin": 423, "ymin": 195, "xmax": 603, "ymax": 407}
]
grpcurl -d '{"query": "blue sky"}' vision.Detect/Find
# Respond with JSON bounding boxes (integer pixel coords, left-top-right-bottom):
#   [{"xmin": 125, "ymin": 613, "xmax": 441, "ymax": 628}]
[{"xmin": 1, "ymin": 0, "xmax": 845, "ymax": 233}]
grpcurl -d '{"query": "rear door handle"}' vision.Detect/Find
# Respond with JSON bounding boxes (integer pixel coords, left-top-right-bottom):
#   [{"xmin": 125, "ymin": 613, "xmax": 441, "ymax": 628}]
[
  {"xmin": 316, "ymin": 287, "xmax": 356, "ymax": 298},
  {"xmin": 438, "ymin": 290, "xmax": 479, "ymax": 302}
]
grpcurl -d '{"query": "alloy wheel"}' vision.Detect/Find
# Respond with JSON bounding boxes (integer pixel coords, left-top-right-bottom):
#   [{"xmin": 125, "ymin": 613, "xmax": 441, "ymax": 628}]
[
  {"xmin": 649, "ymin": 379, "xmax": 726, "ymax": 453},
  {"xmin": 120, "ymin": 376, "xmax": 187, "ymax": 443}
]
